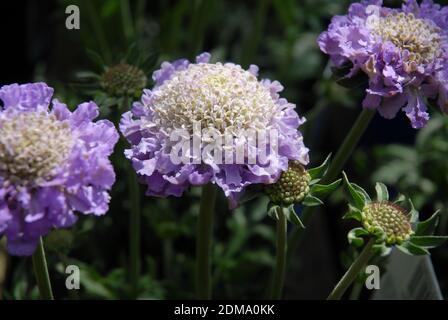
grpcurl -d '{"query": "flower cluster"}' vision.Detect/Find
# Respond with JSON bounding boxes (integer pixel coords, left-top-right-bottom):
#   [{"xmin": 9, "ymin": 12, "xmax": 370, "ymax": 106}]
[
  {"xmin": 120, "ymin": 52, "xmax": 309, "ymax": 208},
  {"xmin": 0, "ymin": 83, "xmax": 119, "ymax": 256},
  {"xmin": 318, "ymin": 0, "xmax": 448, "ymax": 128}
]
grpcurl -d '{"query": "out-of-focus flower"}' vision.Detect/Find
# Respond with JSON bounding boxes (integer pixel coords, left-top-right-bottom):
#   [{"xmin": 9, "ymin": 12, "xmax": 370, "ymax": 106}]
[
  {"xmin": 100, "ymin": 63, "xmax": 147, "ymax": 98},
  {"xmin": 318, "ymin": 0, "xmax": 448, "ymax": 128},
  {"xmin": 120, "ymin": 52, "xmax": 309, "ymax": 208},
  {"xmin": 0, "ymin": 83, "xmax": 119, "ymax": 256}
]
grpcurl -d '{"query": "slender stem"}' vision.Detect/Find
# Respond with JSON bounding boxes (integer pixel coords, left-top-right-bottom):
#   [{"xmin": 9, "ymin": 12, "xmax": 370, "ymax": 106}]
[
  {"xmin": 189, "ymin": 0, "xmax": 213, "ymax": 59},
  {"xmin": 85, "ymin": 0, "xmax": 112, "ymax": 64},
  {"xmin": 327, "ymin": 238, "xmax": 375, "ymax": 300},
  {"xmin": 32, "ymin": 237, "xmax": 54, "ymax": 300},
  {"xmin": 241, "ymin": 0, "xmax": 270, "ymax": 67},
  {"xmin": 271, "ymin": 207, "xmax": 288, "ymax": 299},
  {"xmin": 128, "ymin": 168, "xmax": 141, "ymax": 298},
  {"xmin": 320, "ymin": 108, "xmax": 375, "ymax": 185},
  {"xmin": 120, "ymin": 0, "xmax": 135, "ymax": 44},
  {"xmin": 196, "ymin": 183, "xmax": 217, "ymax": 299},
  {"xmin": 118, "ymin": 95, "xmax": 141, "ymax": 298},
  {"xmin": 287, "ymin": 108, "xmax": 375, "ymax": 257},
  {"xmin": 0, "ymin": 238, "xmax": 8, "ymax": 300}
]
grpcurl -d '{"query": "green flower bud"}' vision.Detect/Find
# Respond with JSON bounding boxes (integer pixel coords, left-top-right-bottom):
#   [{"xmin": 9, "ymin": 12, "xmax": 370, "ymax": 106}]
[
  {"xmin": 361, "ymin": 201, "xmax": 413, "ymax": 245},
  {"xmin": 265, "ymin": 161, "xmax": 311, "ymax": 206},
  {"xmin": 101, "ymin": 63, "xmax": 147, "ymax": 97}
]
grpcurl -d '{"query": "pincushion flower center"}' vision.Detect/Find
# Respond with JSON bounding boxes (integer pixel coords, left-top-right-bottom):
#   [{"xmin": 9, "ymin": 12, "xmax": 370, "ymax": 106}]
[
  {"xmin": 151, "ymin": 63, "xmax": 280, "ymax": 137},
  {"xmin": 362, "ymin": 201, "xmax": 413, "ymax": 244},
  {"xmin": 0, "ymin": 111, "xmax": 74, "ymax": 184},
  {"xmin": 370, "ymin": 12, "xmax": 442, "ymax": 64}
]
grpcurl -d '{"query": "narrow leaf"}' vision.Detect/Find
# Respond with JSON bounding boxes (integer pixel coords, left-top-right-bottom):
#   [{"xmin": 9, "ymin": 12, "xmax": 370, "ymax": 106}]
[
  {"xmin": 397, "ymin": 242, "xmax": 430, "ymax": 256},
  {"xmin": 302, "ymin": 195, "xmax": 323, "ymax": 207},
  {"xmin": 342, "ymin": 172, "xmax": 367, "ymax": 210},
  {"xmin": 342, "ymin": 204, "xmax": 363, "ymax": 221},
  {"xmin": 415, "ymin": 210, "xmax": 440, "ymax": 236},
  {"xmin": 307, "ymin": 153, "xmax": 331, "ymax": 181},
  {"xmin": 310, "ymin": 179, "xmax": 341, "ymax": 198},
  {"xmin": 410, "ymin": 235, "xmax": 448, "ymax": 249}
]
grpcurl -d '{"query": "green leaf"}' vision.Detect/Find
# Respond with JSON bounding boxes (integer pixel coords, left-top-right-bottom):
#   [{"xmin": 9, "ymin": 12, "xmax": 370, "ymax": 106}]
[
  {"xmin": 342, "ymin": 204, "xmax": 363, "ymax": 222},
  {"xmin": 410, "ymin": 235, "xmax": 448, "ymax": 249},
  {"xmin": 302, "ymin": 195, "xmax": 323, "ymax": 207},
  {"xmin": 285, "ymin": 205, "xmax": 305, "ymax": 229},
  {"xmin": 375, "ymin": 182, "xmax": 389, "ymax": 201},
  {"xmin": 307, "ymin": 153, "xmax": 331, "ymax": 181},
  {"xmin": 415, "ymin": 210, "xmax": 440, "ymax": 236},
  {"xmin": 351, "ymin": 183, "xmax": 371, "ymax": 203},
  {"xmin": 310, "ymin": 179, "xmax": 341, "ymax": 198},
  {"xmin": 342, "ymin": 172, "xmax": 367, "ymax": 210},
  {"xmin": 348, "ymin": 228, "xmax": 369, "ymax": 247},
  {"xmin": 397, "ymin": 241, "xmax": 430, "ymax": 256}
]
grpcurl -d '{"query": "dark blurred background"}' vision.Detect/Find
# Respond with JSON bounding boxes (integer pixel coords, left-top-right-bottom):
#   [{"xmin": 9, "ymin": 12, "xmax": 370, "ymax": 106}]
[{"xmin": 0, "ymin": 0, "xmax": 447, "ymax": 299}]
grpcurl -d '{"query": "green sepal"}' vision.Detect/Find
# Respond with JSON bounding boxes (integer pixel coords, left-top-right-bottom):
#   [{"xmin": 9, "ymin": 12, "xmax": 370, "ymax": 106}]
[
  {"xmin": 409, "ymin": 235, "xmax": 448, "ymax": 249},
  {"xmin": 308, "ymin": 153, "xmax": 331, "ymax": 183},
  {"xmin": 342, "ymin": 172, "xmax": 368, "ymax": 210},
  {"xmin": 394, "ymin": 194, "xmax": 406, "ymax": 205},
  {"xmin": 342, "ymin": 204, "xmax": 363, "ymax": 222},
  {"xmin": 396, "ymin": 241, "xmax": 430, "ymax": 256},
  {"xmin": 415, "ymin": 210, "xmax": 440, "ymax": 236},
  {"xmin": 408, "ymin": 199, "xmax": 419, "ymax": 225},
  {"xmin": 284, "ymin": 205, "xmax": 305, "ymax": 229},
  {"xmin": 348, "ymin": 228, "xmax": 369, "ymax": 247},
  {"xmin": 372, "ymin": 243, "xmax": 392, "ymax": 257},
  {"xmin": 267, "ymin": 202, "xmax": 281, "ymax": 220},
  {"xmin": 302, "ymin": 194, "xmax": 323, "ymax": 207},
  {"xmin": 374, "ymin": 182, "xmax": 389, "ymax": 202},
  {"xmin": 309, "ymin": 179, "xmax": 341, "ymax": 198}
]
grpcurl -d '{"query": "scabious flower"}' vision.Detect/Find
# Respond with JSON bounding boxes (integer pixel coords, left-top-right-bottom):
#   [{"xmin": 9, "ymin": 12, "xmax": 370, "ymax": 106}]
[
  {"xmin": 318, "ymin": 0, "xmax": 448, "ymax": 128},
  {"xmin": 0, "ymin": 83, "xmax": 119, "ymax": 256},
  {"xmin": 120, "ymin": 52, "xmax": 309, "ymax": 208}
]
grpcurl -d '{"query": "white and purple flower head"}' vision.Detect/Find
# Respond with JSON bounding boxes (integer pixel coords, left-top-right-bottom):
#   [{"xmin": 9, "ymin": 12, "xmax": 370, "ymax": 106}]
[
  {"xmin": 318, "ymin": 0, "xmax": 448, "ymax": 128},
  {"xmin": 120, "ymin": 53, "xmax": 309, "ymax": 208},
  {"xmin": 0, "ymin": 83, "xmax": 119, "ymax": 256}
]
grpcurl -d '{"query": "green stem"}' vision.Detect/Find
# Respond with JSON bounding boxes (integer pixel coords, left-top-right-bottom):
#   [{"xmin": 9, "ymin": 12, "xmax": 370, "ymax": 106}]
[
  {"xmin": 241, "ymin": 0, "xmax": 270, "ymax": 67},
  {"xmin": 85, "ymin": 0, "xmax": 112, "ymax": 64},
  {"xmin": 189, "ymin": 0, "xmax": 214, "ymax": 59},
  {"xmin": 196, "ymin": 183, "xmax": 217, "ymax": 299},
  {"xmin": 120, "ymin": 0, "xmax": 135, "ymax": 44},
  {"xmin": 271, "ymin": 207, "xmax": 288, "ymax": 299},
  {"xmin": 287, "ymin": 108, "xmax": 375, "ymax": 257},
  {"xmin": 327, "ymin": 238, "xmax": 375, "ymax": 300},
  {"xmin": 119, "ymin": 95, "xmax": 141, "ymax": 298},
  {"xmin": 128, "ymin": 168, "xmax": 141, "ymax": 298},
  {"xmin": 32, "ymin": 237, "xmax": 54, "ymax": 300}
]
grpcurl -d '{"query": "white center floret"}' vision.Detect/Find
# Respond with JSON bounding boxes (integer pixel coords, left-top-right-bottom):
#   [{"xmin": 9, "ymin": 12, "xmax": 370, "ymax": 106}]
[
  {"xmin": 370, "ymin": 12, "xmax": 443, "ymax": 65},
  {"xmin": 151, "ymin": 63, "xmax": 281, "ymax": 137},
  {"xmin": 0, "ymin": 111, "xmax": 74, "ymax": 185}
]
